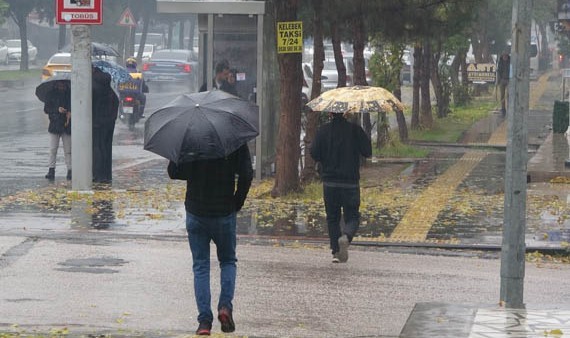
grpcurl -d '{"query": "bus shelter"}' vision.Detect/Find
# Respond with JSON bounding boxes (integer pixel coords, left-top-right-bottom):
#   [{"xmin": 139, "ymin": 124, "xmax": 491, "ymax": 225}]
[{"xmin": 157, "ymin": 0, "xmax": 277, "ymax": 179}]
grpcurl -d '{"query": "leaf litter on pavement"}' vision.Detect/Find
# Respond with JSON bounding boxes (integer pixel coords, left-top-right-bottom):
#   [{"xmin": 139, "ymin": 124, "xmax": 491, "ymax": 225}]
[{"xmin": 0, "ymin": 165, "xmax": 568, "ymax": 256}]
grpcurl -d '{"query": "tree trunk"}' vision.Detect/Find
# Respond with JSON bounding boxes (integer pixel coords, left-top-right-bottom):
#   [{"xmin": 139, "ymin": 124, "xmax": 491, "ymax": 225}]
[
  {"xmin": 271, "ymin": 0, "xmax": 302, "ymax": 197},
  {"xmin": 395, "ymin": 106, "xmax": 408, "ymax": 143},
  {"xmin": 14, "ymin": 12, "xmax": 29, "ymax": 71},
  {"xmin": 411, "ymin": 44, "xmax": 421, "ymax": 130},
  {"xmin": 136, "ymin": 8, "xmax": 151, "ymax": 65},
  {"xmin": 179, "ymin": 20, "xmax": 185, "ymax": 49},
  {"xmin": 167, "ymin": 21, "xmax": 173, "ymax": 49},
  {"xmin": 301, "ymin": 0, "xmax": 324, "ymax": 184},
  {"xmin": 351, "ymin": 7, "xmax": 367, "ymax": 86},
  {"xmin": 538, "ymin": 23, "xmax": 549, "ymax": 71},
  {"xmin": 420, "ymin": 40, "xmax": 433, "ymax": 129},
  {"xmin": 58, "ymin": 25, "xmax": 67, "ymax": 51},
  {"xmin": 350, "ymin": 3, "xmax": 371, "ymax": 141},
  {"xmin": 188, "ymin": 16, "xmax": 196, "ymax": 50},
  {"xmin": 376, "ymin": 112, "xmax": 389, "ymax": 148},
  {"xmin": 331, "ymin": 22, "xmax": 347, "ymax": 87},
  {"xmin": 430, "ymin": 39, "xmax": 448, "ymax": 118}
]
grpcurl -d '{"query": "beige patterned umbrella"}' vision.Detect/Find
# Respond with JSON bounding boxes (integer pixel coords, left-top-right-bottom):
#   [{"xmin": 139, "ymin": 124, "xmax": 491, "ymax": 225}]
[{"xmin": 306, "ymin": 85, "xmax": 404, "ymax": 114}]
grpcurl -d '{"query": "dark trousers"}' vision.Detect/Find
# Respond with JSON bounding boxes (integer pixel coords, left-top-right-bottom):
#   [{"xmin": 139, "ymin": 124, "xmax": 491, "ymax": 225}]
[
  {"xmin": 93, "ymin": 123, "xmax": 115, "ymax": 183},
  {"xmin": 323, "ymin": 184, "xmax": 360, "ymax": 254}
]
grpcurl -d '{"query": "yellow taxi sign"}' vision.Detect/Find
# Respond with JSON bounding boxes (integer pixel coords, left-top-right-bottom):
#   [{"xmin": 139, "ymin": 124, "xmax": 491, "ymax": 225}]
[{"xmin": 277, "ymin": 21, "xmax": 303, "ymax": 54}]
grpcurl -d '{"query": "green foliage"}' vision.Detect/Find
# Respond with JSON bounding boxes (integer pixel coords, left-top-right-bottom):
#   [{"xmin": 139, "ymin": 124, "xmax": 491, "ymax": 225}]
[
  {"xmin": 410, "ymin": 99, "xmax": 495, "ymax": 142},
  {"xmin": 373, "ymin": 132, "xmax": 430, "ymax": 158},
  {"xmin": 368, "ymin": 42, "xmax": 405, "ymax": 91},
  {"xmin": 0, "ymin": 69, "xmax": 40, "ymax": 80},
  {"xmin": 373, "ymin": 98, "xmax": 494, "ymax": 157}
]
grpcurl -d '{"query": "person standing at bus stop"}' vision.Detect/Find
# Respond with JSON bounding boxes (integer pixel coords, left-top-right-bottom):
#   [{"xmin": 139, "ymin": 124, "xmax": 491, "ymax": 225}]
[{"xmin": 497, "ymin": 50, "xmax": 511, "ymax": 116}]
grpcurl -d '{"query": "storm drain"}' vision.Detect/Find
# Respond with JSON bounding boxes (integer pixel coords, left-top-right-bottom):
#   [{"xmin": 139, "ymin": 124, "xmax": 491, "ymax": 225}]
[{"xmin": 57, "ymin": 257, "xmax": 128, "ymax": 274}]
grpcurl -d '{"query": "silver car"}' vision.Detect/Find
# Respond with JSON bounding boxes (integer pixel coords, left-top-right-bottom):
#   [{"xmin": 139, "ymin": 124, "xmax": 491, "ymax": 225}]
[
  {"xmin": 142, "ymin": 49, "xmax": 198, "ymax": 89},
  {"xmin": 321, "ymin": 58, "xmax": 353, "ymax": 91}
]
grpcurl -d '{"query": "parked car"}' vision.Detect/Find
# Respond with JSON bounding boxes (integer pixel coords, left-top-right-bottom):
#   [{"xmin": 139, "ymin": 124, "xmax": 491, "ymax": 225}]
[
  {"xmin": 302, "ymin": 62, "xmax": 313, "ymax": 102},
  {"xmin": 142, "ymin": 49, "xmax": 198, "ymax": 88},
  {"xmin": 321, "ymin": 58, "xmax": 353, "ymax": 91},
  {"xmin": 42, "ymin": 52, "xmax": 71, "ymax": 81},
  {"xmin": 133, "ymin": 44, "xmax": 154, "ymax": 63},
  {"xmin": 6, "ymin": 39, "xmax": 37, "ymax": 64},
  {"xmin": 0, "ymin": 40, "xmax": 9, "ymax": 65}
]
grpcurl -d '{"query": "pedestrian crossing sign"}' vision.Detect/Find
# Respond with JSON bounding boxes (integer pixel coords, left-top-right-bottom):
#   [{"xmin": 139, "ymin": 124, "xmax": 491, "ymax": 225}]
[{"xmin": 117, "ymin": 7, "xmax": 136, "ymax": 27}]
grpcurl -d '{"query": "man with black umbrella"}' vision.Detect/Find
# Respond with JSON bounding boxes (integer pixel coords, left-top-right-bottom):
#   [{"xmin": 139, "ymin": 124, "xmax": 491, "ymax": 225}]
[{"xmin": 167, "ymin": 143, "xmax": 253, "ymax": 336}]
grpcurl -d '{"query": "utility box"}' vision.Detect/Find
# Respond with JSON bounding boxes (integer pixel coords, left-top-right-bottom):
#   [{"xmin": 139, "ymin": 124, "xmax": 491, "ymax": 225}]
[{"xmin": 553, "ymin": 100, "xmax": 569, "ymax": 133}]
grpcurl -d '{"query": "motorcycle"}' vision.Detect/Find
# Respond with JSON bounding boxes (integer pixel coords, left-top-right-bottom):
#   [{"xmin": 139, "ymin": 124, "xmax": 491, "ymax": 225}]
[
  {"xmin": 119, "ymin": 94, "xmax": 142, "ymax": 130},
  {"xmin": 118, "ymin": 72, "xmax": 147, "ymax": 130}
]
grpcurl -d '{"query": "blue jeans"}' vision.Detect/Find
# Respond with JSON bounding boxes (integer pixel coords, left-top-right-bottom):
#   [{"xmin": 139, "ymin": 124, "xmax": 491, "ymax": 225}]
[
  {"xmin": 186, "ymin": 211, "xmax": 237, "ymax": 324},
  {"xmin": 323, "ymin": 185, "xmax": 360, "ymax": 254}
]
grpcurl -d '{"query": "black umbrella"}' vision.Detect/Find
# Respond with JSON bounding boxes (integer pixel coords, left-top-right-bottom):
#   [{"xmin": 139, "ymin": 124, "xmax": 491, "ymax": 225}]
[
  {"xmin": 92, "ymin": 42, "xmax": 120, "ymax": 57},
  {"xmin": 35, "ymin": 69, "xmax": 119, "ymax": 104},
  {"xmin": 144, "ymin": 90, "xmax": 259, "ymax": 163},
  {"xmin": 35, "ymin": 72, "xmax": 71, "ymax": 103}
]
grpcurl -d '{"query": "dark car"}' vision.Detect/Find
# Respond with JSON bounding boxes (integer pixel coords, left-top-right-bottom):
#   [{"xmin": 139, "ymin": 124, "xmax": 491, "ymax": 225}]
[{"xmin": 142, "ymin": 49, "xmax": 198, "ymax": 89}]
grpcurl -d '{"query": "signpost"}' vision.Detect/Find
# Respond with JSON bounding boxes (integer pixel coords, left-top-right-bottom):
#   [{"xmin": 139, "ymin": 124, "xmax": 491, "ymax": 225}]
[
  {"xmin": 56, "ymin": 0, "xmax": 103, "ymax": 25},
  {"xmin": 466, "ymin": 63, "xmax": 496, "ymax": 83},
  {"xmin": 56, "ymin": 0, "xmax": 103, "ymax": 191}
]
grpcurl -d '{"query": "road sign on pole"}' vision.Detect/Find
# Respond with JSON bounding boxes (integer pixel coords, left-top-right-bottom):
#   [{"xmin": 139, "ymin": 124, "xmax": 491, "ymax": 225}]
[
  {"xmin": 56, "ymin": 0, "xmax": 103, "ymax": 25},
  {"xmin": 118, "ymin": 8, "xmax": 137, "ymax": 27},
  {"xmin": 500, "ymin": 0, "xmax": 532, "ymax": 309}
]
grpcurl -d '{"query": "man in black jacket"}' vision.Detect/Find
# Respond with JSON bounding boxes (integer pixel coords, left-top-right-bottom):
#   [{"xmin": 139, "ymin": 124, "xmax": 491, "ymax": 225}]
[
  {"xmin": 310, "ymin": 113, "xmax": 372, "ymax": 263},
  {"xmin": 168, "ymin": 144, "xmax": 253, "ymax": 336},
  {"xmin": 43, "ymin": 80, "xmax": 71, "ymax": 180},
  {"xmin": 199, "ymin": 60, "xmax": 231, "ymax": 93}
]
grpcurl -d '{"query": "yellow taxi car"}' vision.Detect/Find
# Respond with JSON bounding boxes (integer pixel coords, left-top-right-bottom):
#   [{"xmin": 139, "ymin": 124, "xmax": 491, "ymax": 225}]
[{"xmin": 41, "ymin": 52, "xmax": 71, "ymax": 81}]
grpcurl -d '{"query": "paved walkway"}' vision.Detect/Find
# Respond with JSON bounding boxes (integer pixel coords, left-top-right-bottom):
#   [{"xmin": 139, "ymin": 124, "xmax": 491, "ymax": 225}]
[
  {"xmin": 396, "ymin": 71, "xmax": 570, "ymax": 337},
  {"xmin": 359, "ymin": 70, "xmax": 570, "ymax": 249},
  {"xmin": 400, "ymin": 303, "xmax": 570, "ymax": 338}
]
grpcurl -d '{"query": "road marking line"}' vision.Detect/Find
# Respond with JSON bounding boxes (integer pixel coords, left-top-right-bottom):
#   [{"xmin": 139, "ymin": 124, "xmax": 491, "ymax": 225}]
[
  {"xmin": 389, "ymin": 152, "xmax": 486, "ymax": 241},
  {"xmin": 388, "ymin": 71, "xmax": 552, "ymax": 242}
]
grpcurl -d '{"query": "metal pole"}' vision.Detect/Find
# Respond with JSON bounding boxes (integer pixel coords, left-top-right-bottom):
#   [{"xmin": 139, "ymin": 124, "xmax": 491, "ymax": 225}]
[
  {"xmin": 500, "ymin": 0, "xmax": 532, "ymax": 308},
  {"xmin": 206, "ymin": 14, "xmax": 214, "ymax": 90},
  {"xmin": 71, "ymin": 25, "xmax": 93, "ymax": 191},
  {"xmin": 255, "ymin": 14, "xmax": 263, "ymax": 180}
]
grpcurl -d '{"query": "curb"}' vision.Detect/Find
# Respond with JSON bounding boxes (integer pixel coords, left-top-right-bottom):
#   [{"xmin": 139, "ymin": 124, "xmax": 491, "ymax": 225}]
[{"xmin": 0, "ymin": 77, "xmax": 40, "ymax": 90}]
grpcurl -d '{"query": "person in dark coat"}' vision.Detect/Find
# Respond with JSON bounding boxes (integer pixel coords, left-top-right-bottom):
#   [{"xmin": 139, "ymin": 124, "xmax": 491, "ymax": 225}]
[
  {"xmin": 167, "ymin": 144, "xmax": 253, "ymax": 336},
  {"xmin": 497, "ymin": 50, "xmax": 511, "ymax": 116},
  {"xmin": 43, "ymin": 80, "xmax": 71, "ymax": 180},
  {"xmin": 199, "ymin": 60, "xmax": 231, "ymax": 93},
  {"xmin": 223, "ymin": 68, "xmax": 239, "ymax": 97},
  {"xmin": 92, "ymin": 66, "xmax": 119, "ymax": 184},
  {"xmin": 310, "ymin": 112, "xmax": 372, "ymax": 263}
]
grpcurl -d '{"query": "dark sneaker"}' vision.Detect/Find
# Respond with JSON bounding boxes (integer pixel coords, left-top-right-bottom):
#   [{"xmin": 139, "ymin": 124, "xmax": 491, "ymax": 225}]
[
  {"xmin": 338, "ymin": 235, "xmax": 349, "ymax": 263},
  {"xmin": 196, "ymin": 321, "xmax": 212, "ymax": 336},
  {"xmin": 45, "ymin": 168, "xmax": 55, "ymax": 180},
  {"xmin": 218, "ymin": 307, "xmax": 235, "ymax": 333}
]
